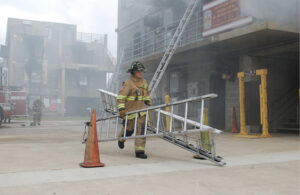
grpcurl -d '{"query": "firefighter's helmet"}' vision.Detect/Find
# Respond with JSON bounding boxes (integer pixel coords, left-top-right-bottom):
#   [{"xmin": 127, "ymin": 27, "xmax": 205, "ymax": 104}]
[{"xmin": 127, "ymin": 61, "xmax": 145, "ymax": 73}]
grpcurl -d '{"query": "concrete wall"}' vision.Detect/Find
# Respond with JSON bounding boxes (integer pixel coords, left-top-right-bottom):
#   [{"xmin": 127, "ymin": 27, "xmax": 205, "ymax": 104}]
[
  {"xmin": 240, "ymin": 0, "xmax": 299, "ymax": 30},
  {"xmin": 65, "ymin": 69, "xmax": 107, "ymax": 98}
]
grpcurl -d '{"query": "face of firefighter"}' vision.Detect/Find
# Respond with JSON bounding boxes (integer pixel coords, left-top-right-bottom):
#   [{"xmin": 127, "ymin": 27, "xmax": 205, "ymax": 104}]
[{"xmin": 133, "ymin": 71, "xmax": 143, "ymax": 79}]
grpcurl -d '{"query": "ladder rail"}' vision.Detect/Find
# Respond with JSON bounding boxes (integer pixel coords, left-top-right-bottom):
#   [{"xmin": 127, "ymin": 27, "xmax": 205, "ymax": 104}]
[{"xmin": 95, "ymin": 128, "xmax": 219, "ymax": 143}]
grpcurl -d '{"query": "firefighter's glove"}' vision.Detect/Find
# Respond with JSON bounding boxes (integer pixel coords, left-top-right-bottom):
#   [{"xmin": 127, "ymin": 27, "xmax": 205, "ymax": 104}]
[
  {"xmin": 144, "ymin": 100, "xmax": 152, "ymax": 106},
  {"xmin": 119, "ymin": 109, "xmax": 126, "ymax": 118}
]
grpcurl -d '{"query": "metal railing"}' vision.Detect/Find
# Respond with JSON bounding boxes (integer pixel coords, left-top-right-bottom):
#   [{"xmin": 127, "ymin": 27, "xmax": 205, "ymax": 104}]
[
  {"xmin": 77, "ymin": 32, "xmax": 106, "ymax": 44},
  {"xmin": 121, "ymin": 6, "xmax": 203, "ymax": 63}
]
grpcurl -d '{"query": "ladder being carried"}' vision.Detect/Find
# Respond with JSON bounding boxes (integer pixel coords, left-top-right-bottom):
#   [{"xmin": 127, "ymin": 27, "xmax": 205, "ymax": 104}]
[{"xmin": 83, "ymin": 91, "xmax": 225, "ymax": 166}]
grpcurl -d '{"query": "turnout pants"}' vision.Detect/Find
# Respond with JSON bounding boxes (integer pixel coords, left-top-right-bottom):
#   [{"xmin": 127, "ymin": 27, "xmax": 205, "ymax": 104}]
[
  {"xmin": 33, "ymin": 112, "xmax": 42, "ymax": 124},
  {"xmin": 118, "ymin": 116, "xmax": 146, "ymax": 153}
]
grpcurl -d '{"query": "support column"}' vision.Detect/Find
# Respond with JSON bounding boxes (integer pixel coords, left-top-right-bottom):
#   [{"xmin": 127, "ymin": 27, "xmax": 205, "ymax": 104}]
[
  {"xmin": 237, "ymin": 72, "xmax": 248, "ymax": 136},
  {"xmin": 256, "ymin": 69, "xmax": 271, "ymax": 137}
]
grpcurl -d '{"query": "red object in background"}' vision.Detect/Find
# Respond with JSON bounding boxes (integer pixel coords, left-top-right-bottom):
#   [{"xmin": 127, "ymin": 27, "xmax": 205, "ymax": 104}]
[
  {"xmin": 49, "ymin": 103, "xmax": 58, "ymax": 112},
  {"xmin": 10, "ymin": 91, "xmax": 27, "ymax": 116},
  {"xmin": 0, "ymin": 90, "xmax": 11, "ymax": 118},
  {"xmin": 0, "ymin": 67, "xmax": 27, "ymax": 124}
]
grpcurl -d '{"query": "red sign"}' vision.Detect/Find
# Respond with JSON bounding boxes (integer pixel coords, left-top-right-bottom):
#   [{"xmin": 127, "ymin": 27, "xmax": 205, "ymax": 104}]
[{"xmin": 203, "ymin": 0, "xmax": 252, "ymax": 37}]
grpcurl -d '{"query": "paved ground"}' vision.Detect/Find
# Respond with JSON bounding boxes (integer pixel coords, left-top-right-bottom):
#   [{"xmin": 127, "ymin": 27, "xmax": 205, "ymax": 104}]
[{"xmin": 0, "ymin": 120, "xmax": 299, "ymax": 195}]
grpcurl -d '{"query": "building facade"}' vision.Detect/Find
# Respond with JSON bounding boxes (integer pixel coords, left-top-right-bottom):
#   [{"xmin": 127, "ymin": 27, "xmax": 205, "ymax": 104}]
[
  {"xmin": 117, "ymin": 0, "xmax": 299, "ymax": 132},
  {"xmin": 5, "ymin": 18, "xmax": 115, "ymax": 116}
]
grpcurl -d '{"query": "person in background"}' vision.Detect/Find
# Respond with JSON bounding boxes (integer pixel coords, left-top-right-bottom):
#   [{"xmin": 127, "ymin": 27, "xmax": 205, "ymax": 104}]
[{"xmin": 31, "ymin": 99, "xmax": 44, "ymax": 126}]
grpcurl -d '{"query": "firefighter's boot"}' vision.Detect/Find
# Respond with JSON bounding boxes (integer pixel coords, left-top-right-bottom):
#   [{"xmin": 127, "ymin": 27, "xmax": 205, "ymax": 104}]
[
  {"xmin": 136, "ymin": 151, "xmax": 147, "ymax": 159},
  {"xmin": 118, "ymin": 141, "xmax": 125, "ymax": 149},
  {"xmin": 118, "ymin": 130, "xmax": 134, "ymax": 149}
]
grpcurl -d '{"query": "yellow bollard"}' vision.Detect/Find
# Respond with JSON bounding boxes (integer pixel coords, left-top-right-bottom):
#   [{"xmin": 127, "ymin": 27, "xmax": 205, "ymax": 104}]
[
  {"xmin": 237, "ymin": 72, "xmax": 248, "ymax": 137},
  {"xmin": 194, "ymin": 108, "xmax": 210, "ymax": 159},
  {"xmin": 259, "ymin": 84, "xmax": 263, "ymax": 125},
  {"xmin": 256, "ymin": 69, "xmax": 271, "ymax": 138},
  {"xmin": 201, "ymin": 108, "xmax": 211, "ymax": 151},
  {"xmin": 165, "ymin": 95, "xmax": 171, "ymax": 132}
]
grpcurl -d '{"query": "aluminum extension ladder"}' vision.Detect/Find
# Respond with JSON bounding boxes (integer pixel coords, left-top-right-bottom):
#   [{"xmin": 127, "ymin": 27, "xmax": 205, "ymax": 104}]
[
  {"xmin": 83, "ymin": 90, "xmax": 226, "ymax": 166},
  {"xmin": 108, "ymin": 49, "xmax": 125, "ymax": 93},
  {"xmin": 149, "ymin": 0, "xmax": 200, "ymax": 96}
]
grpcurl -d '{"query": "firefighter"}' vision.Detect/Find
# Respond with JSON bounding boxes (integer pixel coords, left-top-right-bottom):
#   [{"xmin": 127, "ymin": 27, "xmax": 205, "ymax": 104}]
[
  {"xmin": 117, "ymin": 61, "xmax": 151, "ymax": 159},
  {"xmin": 31, "ymin": 99, "xmax": 44, "ymax": 126}
]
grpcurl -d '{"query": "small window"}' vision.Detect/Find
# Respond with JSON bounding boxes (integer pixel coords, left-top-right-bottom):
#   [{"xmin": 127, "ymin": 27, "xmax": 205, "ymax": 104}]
[
  {"xmin": 79, "ymin": 74, "xmax": 88, "ymax": 86},
  {"xmin": 31, "ymin": 72, "xmax": 42, "ymax": 83},
  {"xmin": 170, "ymin": 72, "xmax": 179, "ymax": 93}
]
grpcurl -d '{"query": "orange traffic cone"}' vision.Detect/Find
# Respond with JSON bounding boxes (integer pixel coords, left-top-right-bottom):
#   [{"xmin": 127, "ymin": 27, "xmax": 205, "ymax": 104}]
[
  {"xmin": 231, "ymin": 107, "xmax": 239, "ymax": 133},
  {"xmin": 80, "ymin": 110, "xmax": 105, "ymax": 168}
]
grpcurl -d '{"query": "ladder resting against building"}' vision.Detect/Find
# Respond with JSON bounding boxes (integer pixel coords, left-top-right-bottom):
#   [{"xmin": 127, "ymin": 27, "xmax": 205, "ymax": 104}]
[
  {"xmin": 149, "ymin": 0, "xmax": 200, "ymax": 96},
  {"xmin": 82, "ymin": 90, "xmax": 226, "ymax": 166}
]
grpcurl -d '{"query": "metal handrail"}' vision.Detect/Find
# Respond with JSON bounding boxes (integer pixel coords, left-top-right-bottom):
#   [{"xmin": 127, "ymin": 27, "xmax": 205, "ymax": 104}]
[{"xmin": 120, "ymin": 4, "xmax": 203, "ymax": 63}]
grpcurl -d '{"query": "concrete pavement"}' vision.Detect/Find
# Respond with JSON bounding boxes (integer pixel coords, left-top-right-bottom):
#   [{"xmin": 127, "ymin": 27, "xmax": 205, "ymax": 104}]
[{"xmin": 0, "ymin": 120, "xmax": 299, "ymax": 195}]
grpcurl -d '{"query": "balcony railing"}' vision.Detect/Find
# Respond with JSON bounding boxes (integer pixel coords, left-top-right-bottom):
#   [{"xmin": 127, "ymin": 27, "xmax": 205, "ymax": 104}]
[
  {"xmin": 77, "ymin": 32, "xmax": 106, "ymax": 44},
  {"xmin": 121, "ymin": 7, "xmax": 203, "ymax": 63}
]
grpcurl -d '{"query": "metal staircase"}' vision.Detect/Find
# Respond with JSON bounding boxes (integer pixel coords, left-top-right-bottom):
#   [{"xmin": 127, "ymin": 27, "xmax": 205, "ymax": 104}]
[{"xmin": 269, "ymin": 87, "xmax": 299, "ymax": 132}]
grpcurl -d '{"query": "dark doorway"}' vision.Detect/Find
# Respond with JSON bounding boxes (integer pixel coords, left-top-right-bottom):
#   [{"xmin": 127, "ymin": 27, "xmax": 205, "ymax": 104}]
[
  {"xmin": 244, "ymin": 80, "xmax": 260, "ymax": 125},
  {"xmin": 209, "ymin": 74, "xmax": 225, "ymax": 129}
]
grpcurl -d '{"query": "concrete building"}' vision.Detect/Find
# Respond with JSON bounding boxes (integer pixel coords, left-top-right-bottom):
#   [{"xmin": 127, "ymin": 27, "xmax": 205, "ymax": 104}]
[
  {"xmin": 5, "ymin": 18, "xmax": 115, "ymax": 116},
  {"xmin": 0, "ymin": 45, "xmax": 7, "ymax": 68},
  {"xmin": 117, "ymin": 0, "xmax": 299, "ymax": 132}
]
